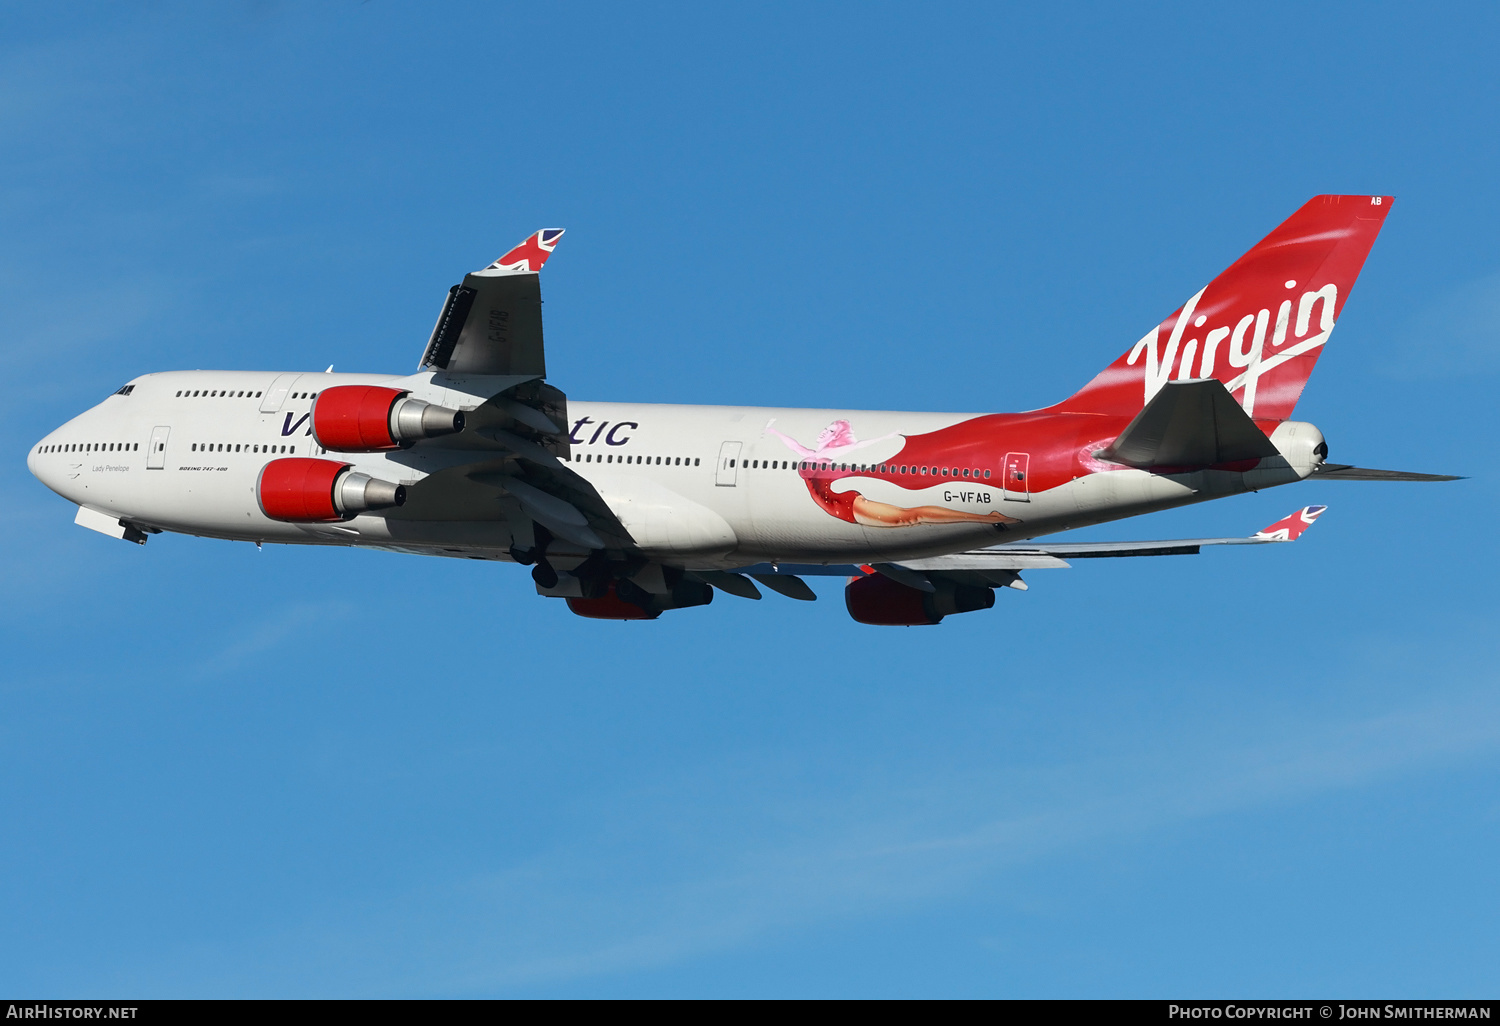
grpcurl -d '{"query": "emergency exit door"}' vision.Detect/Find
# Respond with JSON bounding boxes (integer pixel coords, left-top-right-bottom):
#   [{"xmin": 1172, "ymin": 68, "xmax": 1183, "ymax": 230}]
[{"xmin": 1003, "ymin": 451, "xmax": 1030, "ymax": 501}]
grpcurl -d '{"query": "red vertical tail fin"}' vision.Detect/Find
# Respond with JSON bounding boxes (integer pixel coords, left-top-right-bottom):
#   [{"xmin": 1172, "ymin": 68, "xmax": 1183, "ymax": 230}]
[{"xmin": 1055, "ymin": 195, "xmax": 1393, "ymax": 422}]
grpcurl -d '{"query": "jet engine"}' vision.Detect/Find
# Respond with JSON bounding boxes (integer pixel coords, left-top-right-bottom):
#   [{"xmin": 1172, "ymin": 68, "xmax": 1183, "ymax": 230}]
[
  {"xmin": 844, "ymin": 572, "xmax": 995, "ymax": 626},
  {"xmin": 311, "ymin": 385, "xmax": 464, "ymax": 452},
  {"xmin": 566, "ymin": 578, "xmax": 714, "ymax": 620},
  {"xmin": 257, "ymin": 457, "xmax": 406, "ymax": 522}
]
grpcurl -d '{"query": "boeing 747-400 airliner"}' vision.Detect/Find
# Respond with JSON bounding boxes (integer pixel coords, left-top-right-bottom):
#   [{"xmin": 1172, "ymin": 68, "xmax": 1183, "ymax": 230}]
[{"xmin": 28, "ymin": 196, "xmax": 1458, "ymax": 623}]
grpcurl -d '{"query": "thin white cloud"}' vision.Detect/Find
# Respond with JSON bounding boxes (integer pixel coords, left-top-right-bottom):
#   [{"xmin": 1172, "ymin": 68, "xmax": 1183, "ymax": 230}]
[
  {"xmin": 469, "ymin": 689, "xmax": 1500, "ymax": 990},
  {"xmin": 192, "ymin": 600, "xmax": 352, "ymax": 678},
  {"xmin": 145, "ymin": 663, "xmax": 1500, "ymax": 996}
]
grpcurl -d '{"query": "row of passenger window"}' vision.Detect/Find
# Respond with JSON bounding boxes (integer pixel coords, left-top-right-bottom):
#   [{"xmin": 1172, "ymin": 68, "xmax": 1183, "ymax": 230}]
[
  {"xmin": 175, "ymin": 388, "xmax": 320, "ymax": 400},
  {"xmin": 561, "ymin": 452, "xmax": 993, "ymax": 480},
  {"xmin": 191, "ymin": 443, "xmax": 298, "ymax": 454},
  {"xmin": 735, "ymin": 458, "xmax": 993, "ymax": 479},
  {"xmin": 37, "ymin": 442, "xmax": 138, "ymax": 454},
  {"xmin": 571, "ymin": 453, "xmax": 701, "ymax": 467}
]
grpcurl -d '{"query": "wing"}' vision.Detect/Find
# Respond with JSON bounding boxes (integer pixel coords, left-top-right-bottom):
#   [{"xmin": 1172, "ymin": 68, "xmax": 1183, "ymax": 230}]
[
  {"xmin": 1312, "ymin": 464, "xmax": 1463, "ymax": 482},
  {"xmin": 713, "ymin": 505, "xmax": 1329, "ymax": 600},
  {"xmin": 903, "ymin": 504, "xmax": 1328, "ymax": 570},
  {"xmin": 402, "ymin": 231, "xmax": 641, "ymax": 553},
  {"xmin": 419, "ymin": 229, "xmax": 565, "ymax": 376}
]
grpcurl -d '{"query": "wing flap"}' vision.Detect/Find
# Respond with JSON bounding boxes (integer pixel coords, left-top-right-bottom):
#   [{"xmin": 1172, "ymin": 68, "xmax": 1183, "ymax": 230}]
[
  {"xmin": 693, "ymin": 570, "xmax": 763, "ymax": 600},
  {"xmin": 900, "ymin": 552, "xmax": 1073, "ymax": 571},
  {"xmin": 749, "ymin": 573, "xmax": 817, "ymax": 601}
]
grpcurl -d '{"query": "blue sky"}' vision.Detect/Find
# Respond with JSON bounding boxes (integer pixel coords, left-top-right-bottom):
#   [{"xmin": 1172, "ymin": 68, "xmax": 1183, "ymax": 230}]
[{"xmin": 3, "ymin": 2, "xmax": 1497, "ymax": 998}]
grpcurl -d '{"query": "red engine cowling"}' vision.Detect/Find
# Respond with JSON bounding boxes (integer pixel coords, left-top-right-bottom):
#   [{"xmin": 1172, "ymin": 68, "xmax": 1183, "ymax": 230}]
[
  {"xmin": 564, "ymin": 578, "xmax": 715, "ymax": 620},
  {"xmin": 567, "ymin": 582, "xmax": 662, "ymax": 620},
  {"xmin": 257, "ymin": 458, "xmax": 406, "ymax": 522},
  {"xmin": 844, "ymin": 572, "xmax": 997, "ymax": 626},
  {"xmin": 845, "ymin": 573, "xmax": 940, "ymax": 626},
  {"xmin": 311, "ymin": 385, "xmax": 464, "ymax": 452}
]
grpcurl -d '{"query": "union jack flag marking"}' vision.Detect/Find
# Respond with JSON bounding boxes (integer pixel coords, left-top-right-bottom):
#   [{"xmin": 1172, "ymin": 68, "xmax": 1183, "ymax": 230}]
[
  {"xmin": 1254, "ymin": 504, "xmax": 1326, "ymax": 542},
  {"xmin": 484, "ymin": 228, "xmax": 565, "ymax": 274}
]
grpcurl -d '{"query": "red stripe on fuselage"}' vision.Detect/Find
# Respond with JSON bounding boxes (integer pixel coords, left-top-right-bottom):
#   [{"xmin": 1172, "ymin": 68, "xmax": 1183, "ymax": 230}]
[{"xmin": 794, "ymin": 411, "xmax": 1129, "ymax": 499}]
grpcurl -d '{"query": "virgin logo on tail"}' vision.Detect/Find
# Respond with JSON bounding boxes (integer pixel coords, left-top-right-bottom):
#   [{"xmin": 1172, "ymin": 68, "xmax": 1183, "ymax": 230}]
[
  {"xmin": 1128, "ymin": 280, "xmax": 1338, "ymax": 416},
  {"xmin": 1056, "ymin": 195, "xmax": 1392, "ymax": 424}
]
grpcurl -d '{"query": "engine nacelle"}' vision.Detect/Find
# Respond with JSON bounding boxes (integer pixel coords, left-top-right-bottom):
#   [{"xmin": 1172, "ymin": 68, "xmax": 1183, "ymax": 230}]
[
  {"xmin": 844, "ymin": 572, "xmax": 995, "ymax": 626},
  {"xmin": 257, "ymin": 458, "xmax": 406, "ymax": 523},
  {"xmin": 567, "ymin": 583, "xmax": 661, "ymax": 620},
  {"xmin": 311, "ymin": 385, "xmax": 464, "ymax": 452},
  {"xmin": 566, "ymin": 578, "xmax": 714, "ymax": 620}
]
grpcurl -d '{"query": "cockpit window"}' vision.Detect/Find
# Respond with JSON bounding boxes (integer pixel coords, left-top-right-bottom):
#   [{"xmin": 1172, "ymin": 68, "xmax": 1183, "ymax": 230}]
[{"xmin": 113, "ymin": 384, "xmax": 135, "ymax": 397}]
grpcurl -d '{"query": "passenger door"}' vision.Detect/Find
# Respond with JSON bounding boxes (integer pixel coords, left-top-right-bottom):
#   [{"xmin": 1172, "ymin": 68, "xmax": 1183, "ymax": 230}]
[
  {"xmin": 146, "ymin": 426, "xmax": 171, "ymax": 470},
  {"xmin": 1003, "ymin": 451, "xmax": 1030, "ymax": 502},
  {"xmin": 260, "ymin": 373, "xmax": 300, "ymax": 413},
  {"xmin": 716, "ymin": 441, "xmax": 743, "ymax": 487}
]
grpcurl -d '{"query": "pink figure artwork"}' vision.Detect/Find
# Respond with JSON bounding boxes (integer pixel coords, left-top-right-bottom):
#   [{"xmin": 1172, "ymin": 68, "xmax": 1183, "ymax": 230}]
[{"xmin": 764, "ymin": 419, "xmax": 1020, "ymax": 529}]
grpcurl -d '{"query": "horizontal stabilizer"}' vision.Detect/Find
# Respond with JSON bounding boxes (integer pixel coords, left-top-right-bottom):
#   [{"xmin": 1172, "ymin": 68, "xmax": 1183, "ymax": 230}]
[
  {"xmin": 1313, "ymin": 464, "xmax": 1463, "ymax": 482},
  {"xmin": 1099, "ymin": 378, "xmax": 1279, "ymax": 470}
]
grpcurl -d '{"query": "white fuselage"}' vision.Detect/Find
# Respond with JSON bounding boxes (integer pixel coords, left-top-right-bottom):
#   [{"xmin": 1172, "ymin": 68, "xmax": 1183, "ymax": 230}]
[{"xmin": 28, "ymin": 369, "xmax": 1318, "ymax": 570}]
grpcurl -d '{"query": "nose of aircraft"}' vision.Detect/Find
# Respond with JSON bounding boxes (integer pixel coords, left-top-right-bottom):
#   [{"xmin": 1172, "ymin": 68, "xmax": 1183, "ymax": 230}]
[
  {"xmin": 28, "ymin": 422, "xmax": 75, "ymax": 500},
  {"xmin": 28, "ymin": 430, "xmax": 50, "ymax": 484}
]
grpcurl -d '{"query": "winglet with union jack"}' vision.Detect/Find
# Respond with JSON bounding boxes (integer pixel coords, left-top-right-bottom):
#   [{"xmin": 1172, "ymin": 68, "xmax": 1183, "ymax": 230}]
[
  {"xmin": 474, "ymin": 228, "xmax": 566, "ymax": 276},
  {"xmin": 1253, "ymin": 505, "xmax": 1326, "ymax": 542}
]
